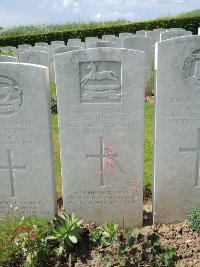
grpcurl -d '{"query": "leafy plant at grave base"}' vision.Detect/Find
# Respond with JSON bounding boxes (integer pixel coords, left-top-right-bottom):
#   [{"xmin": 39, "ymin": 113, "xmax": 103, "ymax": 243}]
[
  {"xmin": 0, "ymin": 216, "xmax": 52, "ymax": 267},
  {"xmin": 160, "ymin": 245, "xmax": 176, "ymax": 267},
  {"xmin": 51, "ymin": 95, "xmax": 57, "ymax": 115},
  {"xmin": 92, "ymin": 226, "xmax": 177, "ymax": 267},
  {"xmin": 101, "ymin": 221, "xmax": 119, "ymax": 246},
  {"xmin": 47, "ymin": 212, "xmax": 83, "ymax": 255},
  {"xmin": 89, "ymin": 226, "xmax": 103, "ymax": 244},
  {"xmin": 187, "ymin": 207, "xmax": 200, "ymax": 234},
  {"xmin": 117, "ymin": 228, "xmax": 141, "ymax": 265}
]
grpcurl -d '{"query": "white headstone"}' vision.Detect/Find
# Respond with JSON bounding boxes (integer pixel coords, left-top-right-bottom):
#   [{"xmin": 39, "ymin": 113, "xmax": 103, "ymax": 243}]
[
  {"xmin": 166, "ymin": 28, "xmax": 185, "ymax": 32},
  {"xmin": 123, "ymin": 36, "xmax": 153, "ymax": 96},
  {"xmin": 51, "ymin": 41, "xmax": 65, "ymax": 45},
  {"xmin": 102, "ymin": 36, "xmax": 123, "ymax": 48},
  {"xmin": 160, "ymin": 30, "xmax": 192, "ymax": 41},
  {"xmin": 35, "ymin": 42, "xmax": 48, "ymax": 47},
  {"xmin": 19, "ymin": 51, "xmax": 49, "ymax": 67},
  {"xmin": 102, "ymin": 35, "xmax": 115, "ymax": 40},
  {"xmin": 85, "ymin": 37, "xmax": 99, "ymax": 42},
  {"xmin": 0, "ymin": 63, "xmax": 56, "ymax": 219},
  {"xmin": 29, "ymin": 46, "xmax": 48, "ymax": 52},
  {"xmin": 136, "ymin": 30, "xmax": 147, "ymax": 36},
  {"xmin": 55, "ymin": 48, "xmax": 145, "ymax": 228},
  {"xmin": 146, "ymin": 29, "xmax": 166, "ymax": 43},
  {"xmin": 198, "ymin": 28, "xmax": 200, "ymax": 35},
  {"xmin": 0, "ymin": 56, "xmax": 17, "ymax": 62},
  {"xmin": 18, "ymin": 44, "xmax": 31, "ymax": 50},
  {"xmin": 18, "ymin": 48, "xmax": 29, "ymax": 54},
  {"xmin": 87, "ymin": 41, "xmax": 117, "ymax": 48},
  {"xmin": 67, "ymin": 40, "xmax": 85, "ymax": 48},
  {"xmin": 54, "ymin": 46, "xmax": 82, "ymax": 55},
  {"xmin": 49, "ymin": 44, "xmax": 64, "ymax": 81},
  {"xmin": 67, "ymin": 39, "xmax": 81, "ymax": 45},
  {"xmin": 85, "ymin": 38, "xmax": 101, "ymax": 48},
  {"xmin": 154, "ymin": 36, "xmax": 200, "ymax": 224},
  {"xmin": 119, "ymin": 32, "xmax": 133, "ymax": 38}
]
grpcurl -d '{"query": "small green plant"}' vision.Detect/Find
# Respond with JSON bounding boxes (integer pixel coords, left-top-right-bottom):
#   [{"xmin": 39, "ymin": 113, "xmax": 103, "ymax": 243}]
[
  {"xmin": 14, "ymin": 223, "xmax": 51, "ymax": 266},
  {"xmin": 47, "ymin": 212, "xmax": 83, "ymax": 255},
  {"xmin": 0, "ymin": 216, "xmax": 51, "ymax": 267},
  {"xmin": 89, "ymin": 226, "xmax": 102, "ymax": 244},
  {"xmin": 118, "ymin": 228, "xmax": 141, "ymax": 266},
  {"xmin": 160, "ymin": 245, "xmax": 176, "ymax": 267},
  {"xmin": 101, "ymin": 221, "xmax": 118, "ymax": 246},
  {"xmin": 187, "ymin": 207, "xmax": 200, "ymax": 234}
]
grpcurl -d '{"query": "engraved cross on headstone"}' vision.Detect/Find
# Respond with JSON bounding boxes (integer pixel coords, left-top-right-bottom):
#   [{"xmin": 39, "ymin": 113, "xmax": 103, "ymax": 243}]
[
  {"xmin": 0, "ymin": 150, "xmax": 26, "ymax": 197},
  {"xmin": 86, "ymin": 137, "xmax": 117, "ymax": 186},
  {"xmin": 179, "ymin": 128, "xmax": 200, "ymax": 186}
]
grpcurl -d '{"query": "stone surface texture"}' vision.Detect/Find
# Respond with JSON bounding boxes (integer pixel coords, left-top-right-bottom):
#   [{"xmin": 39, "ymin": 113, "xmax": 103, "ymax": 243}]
[
  {"xmin": 154, "ymin": 36, "xmax": 200, "ymax": 224},
  {"xmin": 19, "ymin": 51, "xmax": 49, "ymax": 67},
  {"xmin": 0, "ymin": 63, "xmax": 56, "ymax": 219},
  {"xmin": 123, "ymin": 36, "xmax": 153, "ymax": 96},
  {"xmin": 55, "ymin": 48, "xmax": 145, "ymax": 228},
  {"xmin": 0, "ymin": 56, "xmax": 17, "ymax": 62}
]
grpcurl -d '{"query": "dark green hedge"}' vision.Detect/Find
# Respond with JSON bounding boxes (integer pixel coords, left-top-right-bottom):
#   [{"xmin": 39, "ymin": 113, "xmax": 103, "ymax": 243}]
[{"xmin": 0, "ymin": 16, "xmax": 200, "ymax": 47}]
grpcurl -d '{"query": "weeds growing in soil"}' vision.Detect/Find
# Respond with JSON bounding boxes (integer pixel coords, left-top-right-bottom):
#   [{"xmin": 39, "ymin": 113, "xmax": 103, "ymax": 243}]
[
  {"xmin": 0, "ymin": 214, "xmax": 178, "ymax": 266},
  {"xmin": 187, "ymin": 207, "xmax": 200, "ymax": 234}
]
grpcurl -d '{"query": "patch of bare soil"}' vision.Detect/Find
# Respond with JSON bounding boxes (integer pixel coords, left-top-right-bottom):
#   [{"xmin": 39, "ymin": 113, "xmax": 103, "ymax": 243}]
[
  {"xmin": 141, "ymin": 221, "xmax": 200, "ymax": 267},
  {"xmin": 142, "ymin": 199, "xmax": 200, "ymax": 267},
  {"xmin": 145, "ymin": 96, "xmax": 154, "ymax": 104}
]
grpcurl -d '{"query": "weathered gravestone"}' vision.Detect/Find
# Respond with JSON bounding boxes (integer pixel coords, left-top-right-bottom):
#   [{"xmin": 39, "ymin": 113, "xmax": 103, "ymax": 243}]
[
  {"xmin": 19, "ymin": 51, "xmax": 49, "ymax": 67},
  {"xmin": 119, "ymin": 32, "xmax": 133, "ymax": 38},
  {"xmin": 87, "ymin": 41, "xmax": 117, "ymax": 48},
  {"xmin": 160, "ymin": 30, "xmax": 192, "ymax": 41},
  {"xmin": 67, "ymin": 39, "xmax": 81, "ymax": 46},
  {"xmin": 0, "ymin": 63, "xmax": 56, "ymax": 219},
  {"xmin": 166, "ymin": 28, "xmax": 185, "ymax": 32},
  {"xmin": 123, "ymin": 36, "xmax": 153, "ymax": 96},
  {"xmin": 0, "ymin": 56, "xmax": 17, "ymax": 62},
  {"xmin": 49, "ymin": 44, "xmax": 65, "ymax": 81},
  {"xmin": 18, "ymin": 44, "xmax": 31, "ymax": 50},
  {"xmin": 55, "ymin": 48, "xmax": 145, "ymax": 227},
  {"xmin": 102, "ymin": 35, "xmax": 116, "ymax": 40},
  {"xmin": 101, "ymin": 36, "xmax": 123, "ymax": 48},
  {"xmin": 51, "ymin": 41, "xmax": 65, "ymax": 45},
  {"xmin": 29, "ymin": 46, "xmax": 48, "ymax": 52},
  {"xmin": 35, "ymin": 42, "xmax": 48, "ymax": 47},
  {"xmin": 154, "ymin": 36, "xmax": 200, "ymax": 224},
  {"xmin": 136, "ymin": 30, "xmax": 147, "ymax": 36},
  {"xmin": 85, "ymin": 37, "xmax": 101, "ymax": 48},
  {"xmin": 54, "ymin": 46, "xmax": 82, "ymax": 55}
]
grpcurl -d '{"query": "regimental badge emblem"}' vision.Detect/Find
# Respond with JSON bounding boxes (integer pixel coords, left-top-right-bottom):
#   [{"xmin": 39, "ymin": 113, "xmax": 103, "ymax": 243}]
[
  {"xmin": 0, "ymin": 76, "xmax": 23, "ymax": 116},
  {"xmin": 183, "ymin": 49, "xmax": 200, "ymax": 91},
  {"xmin": 80, "ymin": 61, "xmax": 122, "ymax": 103}
]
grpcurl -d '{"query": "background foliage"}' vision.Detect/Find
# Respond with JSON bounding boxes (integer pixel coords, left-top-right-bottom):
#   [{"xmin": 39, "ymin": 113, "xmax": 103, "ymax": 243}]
[{"xmin": 0, "ymin": 16, "xmax": 200, "ymax": 47}]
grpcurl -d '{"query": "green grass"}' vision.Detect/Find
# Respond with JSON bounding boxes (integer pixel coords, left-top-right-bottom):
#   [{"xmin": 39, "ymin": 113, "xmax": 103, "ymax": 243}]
[
  {"xmin": 0, "ymin": 20, "xmax": 129, "ymax": 38},
  {"xmin": 51, "ymin": 81, "xmax": 56, "ymax": 97},
  {"xmin": 52, "ymin": 114, "xmax": 62, "ymax": 197},
  {"xmin": 176, "ymin": 8, "xmax": 200, "ymax": 18},
  {"xmin": 51, "ymin": 84, "xmax": 154, "ymax": 197},
  {"xmin": 0, "ymin": 217, "xmax": 51, "ymax": 266},
  {"xmin": 144, "ymin": 102, "xmax": 153, "ymax": 195}
]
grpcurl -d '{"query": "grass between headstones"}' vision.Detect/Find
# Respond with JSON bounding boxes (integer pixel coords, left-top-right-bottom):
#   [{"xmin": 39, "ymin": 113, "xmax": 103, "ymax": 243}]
[{"xmin": 144, "ymin": 102, "xmax": 153, "ymax": 196}]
